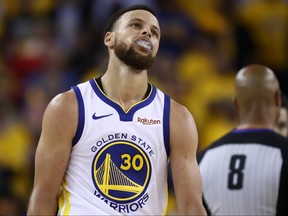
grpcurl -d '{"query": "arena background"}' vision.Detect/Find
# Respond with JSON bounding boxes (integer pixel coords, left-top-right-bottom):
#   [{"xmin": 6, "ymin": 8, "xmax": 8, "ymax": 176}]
[{"xmin": 0, "ymin": 0, "xmax": 287, "ymax": 214}]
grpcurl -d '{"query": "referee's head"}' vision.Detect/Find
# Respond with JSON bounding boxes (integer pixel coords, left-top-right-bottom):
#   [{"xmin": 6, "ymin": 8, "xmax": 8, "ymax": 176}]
[{"xmin": 234, "ymin": 64, "xmax": 281, "ymax": 125}]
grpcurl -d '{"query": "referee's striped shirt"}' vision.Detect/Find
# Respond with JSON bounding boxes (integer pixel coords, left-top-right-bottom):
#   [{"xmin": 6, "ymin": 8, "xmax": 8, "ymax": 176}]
[{"xmin": 198, "ymin": 128, "xmax": 288, "ymax": 215}]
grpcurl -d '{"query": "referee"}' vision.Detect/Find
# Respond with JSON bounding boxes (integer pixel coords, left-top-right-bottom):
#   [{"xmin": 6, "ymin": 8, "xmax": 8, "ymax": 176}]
[{"xmin": 198, "ymin": 64, "xmax": 288, "ymax": 215}]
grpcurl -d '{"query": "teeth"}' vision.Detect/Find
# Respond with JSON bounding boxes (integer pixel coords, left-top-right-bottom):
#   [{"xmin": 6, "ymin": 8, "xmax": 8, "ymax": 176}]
[{"xmin": 136, "ymin": 40, "xmax": 151, "ymax": 50}]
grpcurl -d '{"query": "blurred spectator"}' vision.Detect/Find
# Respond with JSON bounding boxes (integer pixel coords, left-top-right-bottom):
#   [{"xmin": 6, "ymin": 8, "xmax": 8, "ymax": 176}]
[
  {"xmin": 234, "ymin": 0, "xmax": 287, "ymax": 70},
  {"xmin": 177, "ymin": 0, "xmax": 237, "ymax": 68},
  {"xmin": 0, "ymin": 64, "xmax": 34, "ymax": 214},
  {"xmin": 22, "ymin": 42, "xmax": 79, "ymax": 101},
  {"xmin": 4, "ymin": 17, "xmax": 56, "ymax": 103},
  {"xmin": 54, "ymin": 0, "xmax": 84, "ymax": 52},
  {"xmin": 176, "ymin": 34, "xmax": 237, "ymax": 150},
  {"xmin": 150, "ymin": 53, "xmax": 182, "ymax": 100},
  {"xmin": 234, "ymin": 0, "xmax": 288, "ymax": 93},
  {"xmin": 157, "ymin": 0, "xmax": 199, "ymax": 57}
]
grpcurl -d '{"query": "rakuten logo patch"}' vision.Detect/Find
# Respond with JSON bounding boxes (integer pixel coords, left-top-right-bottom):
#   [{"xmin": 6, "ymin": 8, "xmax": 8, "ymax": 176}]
[{"xmin": 137, "ymin": 117, "xmax": 161, "ymax": 125}]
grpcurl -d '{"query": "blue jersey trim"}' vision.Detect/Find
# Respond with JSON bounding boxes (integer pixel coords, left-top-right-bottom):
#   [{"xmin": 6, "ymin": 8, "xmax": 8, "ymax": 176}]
[
  {"xmin": 89, "ymin": 78, "xmax": 157, "ymax": 121},
  {"xmin": 163, "ymin": 95, "xmax": 170, "ymax": 157},
  {"xmin": 72, "ymin": 86, "xmax": 85, "ymax": 146}
]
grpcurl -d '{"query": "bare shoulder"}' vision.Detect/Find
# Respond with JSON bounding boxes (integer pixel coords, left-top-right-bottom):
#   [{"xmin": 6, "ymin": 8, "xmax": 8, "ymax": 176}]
[
  {"xmin": 47, "ymin": 89, "xmax": 77, "ymax": 111},
  {"xmin": 170, "ymin": 99, "xmax": 198, "ymax": 150},
  {"xmin": 45, "ymin": 90, "xmax": 77, "ymax": 119},
  {"xmin": 170, "ymin": 99, "xmax": 197, "ymax": 131},
  {"xmin": 43, "ymin": 89, "xmax": 78, "ymax": 138}
]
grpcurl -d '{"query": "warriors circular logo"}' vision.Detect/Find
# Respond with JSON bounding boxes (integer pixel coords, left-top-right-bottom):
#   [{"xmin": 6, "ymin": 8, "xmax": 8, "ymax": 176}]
[{"xmin": 92, "ymin": 140, "xmax": 151, "ymax": 203}]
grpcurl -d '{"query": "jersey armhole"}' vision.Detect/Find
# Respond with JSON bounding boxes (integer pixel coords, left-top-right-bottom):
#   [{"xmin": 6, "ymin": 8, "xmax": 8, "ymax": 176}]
[
  {"xmin": 163, "ymin": 94, "xmax": 170, "ymax": 157},
  {"xmin": 72, "ymin": 86, "xmax": 85, "ymax": 146}
]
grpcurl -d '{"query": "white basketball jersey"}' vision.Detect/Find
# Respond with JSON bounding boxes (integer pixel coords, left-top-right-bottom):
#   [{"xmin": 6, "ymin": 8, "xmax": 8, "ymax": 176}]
[{"xmin": 57, "ymin": 78, "xmax": 171, "ymax": 215}]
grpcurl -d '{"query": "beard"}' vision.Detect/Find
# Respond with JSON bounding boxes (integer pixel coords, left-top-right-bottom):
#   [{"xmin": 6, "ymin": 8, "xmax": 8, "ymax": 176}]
[{"xmin": 114, "ymin": 39, "xmax": 155, "ymax": 71}]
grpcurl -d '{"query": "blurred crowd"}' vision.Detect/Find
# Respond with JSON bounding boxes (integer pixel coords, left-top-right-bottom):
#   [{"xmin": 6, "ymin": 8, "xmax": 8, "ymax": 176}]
[{"xmin": 0, "ymin": 0, "xmax": 287, "ymax": 214}]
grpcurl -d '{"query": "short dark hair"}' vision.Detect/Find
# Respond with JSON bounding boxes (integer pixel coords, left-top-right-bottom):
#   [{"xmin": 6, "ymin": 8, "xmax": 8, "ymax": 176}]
[{"xmin": 103, "ymin": 4, "xmax": 157, "ymax": 35}]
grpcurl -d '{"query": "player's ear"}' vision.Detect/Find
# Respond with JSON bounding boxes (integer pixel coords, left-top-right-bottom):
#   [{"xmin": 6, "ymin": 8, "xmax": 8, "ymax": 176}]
[
  {"xmin": 275, "ymin": 90, "xmax": 281, "ymax": 107},
  {"xmin": 104, "ymin": 32, "xmax": 115, "ymax": 48}
]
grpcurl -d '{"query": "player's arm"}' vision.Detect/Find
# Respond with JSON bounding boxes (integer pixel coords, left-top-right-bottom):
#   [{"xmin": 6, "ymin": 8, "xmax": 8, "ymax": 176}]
[
  {"xmin": 27, "ymin": 90, "xmax": 78, "ymax": 215},
  {"xmin": 169, "ymin": 100, "xmax": 207, "ymax": 215}
]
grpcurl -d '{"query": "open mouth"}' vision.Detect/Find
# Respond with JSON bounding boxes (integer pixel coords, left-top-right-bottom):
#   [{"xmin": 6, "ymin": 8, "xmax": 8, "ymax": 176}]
[{"xmin": 136, "ymin": 39, "xmax": 152, "ymax": 50}]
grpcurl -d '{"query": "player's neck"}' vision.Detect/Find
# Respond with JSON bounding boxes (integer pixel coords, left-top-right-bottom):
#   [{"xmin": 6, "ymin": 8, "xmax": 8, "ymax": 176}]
[
  {"xmin": 238, "ymin": 108, "xmax": 278, "ymax": 131},
  {"xmin": 101, "ymin": 70, "xmax": 149, "ymax": 111}
]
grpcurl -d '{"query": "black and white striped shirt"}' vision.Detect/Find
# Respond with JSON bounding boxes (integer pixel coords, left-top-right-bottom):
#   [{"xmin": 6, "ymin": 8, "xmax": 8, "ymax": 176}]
[{"xmin": 198, "ymin": 128, "xmax": 288, "ymax": 215}]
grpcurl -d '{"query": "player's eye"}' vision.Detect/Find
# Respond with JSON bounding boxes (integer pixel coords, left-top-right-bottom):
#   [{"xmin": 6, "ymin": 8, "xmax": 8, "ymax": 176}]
[
  {"xmin": 131, "ymin": 23, "xmax": 141, "ymax": 28},
  {"xmin": 151, "ymin": 30, "xmax": 159, "ymax": 38}
]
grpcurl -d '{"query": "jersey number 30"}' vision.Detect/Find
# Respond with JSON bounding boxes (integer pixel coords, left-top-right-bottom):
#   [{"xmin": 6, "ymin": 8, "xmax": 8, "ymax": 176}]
[{"xmin": 228, "ymin": 155, "xmax": 246, "ymax": 190}]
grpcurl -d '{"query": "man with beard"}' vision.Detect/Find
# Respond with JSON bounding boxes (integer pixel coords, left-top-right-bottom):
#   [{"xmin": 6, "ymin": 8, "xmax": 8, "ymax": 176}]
[{"xmin": 27, "ymin": 5, "xmax": 206, "ymax": 215}]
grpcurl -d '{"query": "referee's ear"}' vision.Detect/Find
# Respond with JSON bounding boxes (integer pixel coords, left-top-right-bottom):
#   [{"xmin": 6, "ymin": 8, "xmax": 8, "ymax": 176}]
[
  {"xmin": 275, "ymin": 90, "xmax": 281, "ymax": 108},
  {"xmin": 232, "ymin": 96, "xmax": 239, "ymax": 112}
]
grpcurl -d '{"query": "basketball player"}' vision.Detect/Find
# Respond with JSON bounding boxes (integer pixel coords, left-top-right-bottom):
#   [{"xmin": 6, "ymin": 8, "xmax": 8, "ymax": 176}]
[
  {"xmin": 27, "ymin": 5, "xmax": 206, "ymax": 215},
  {"xmin": 198, "ymin": 64, "xmax": 288, "ymax": 215},
  {"xmin": 275, "ymin": 93, "xmax": 288, "ymax": 137}
]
